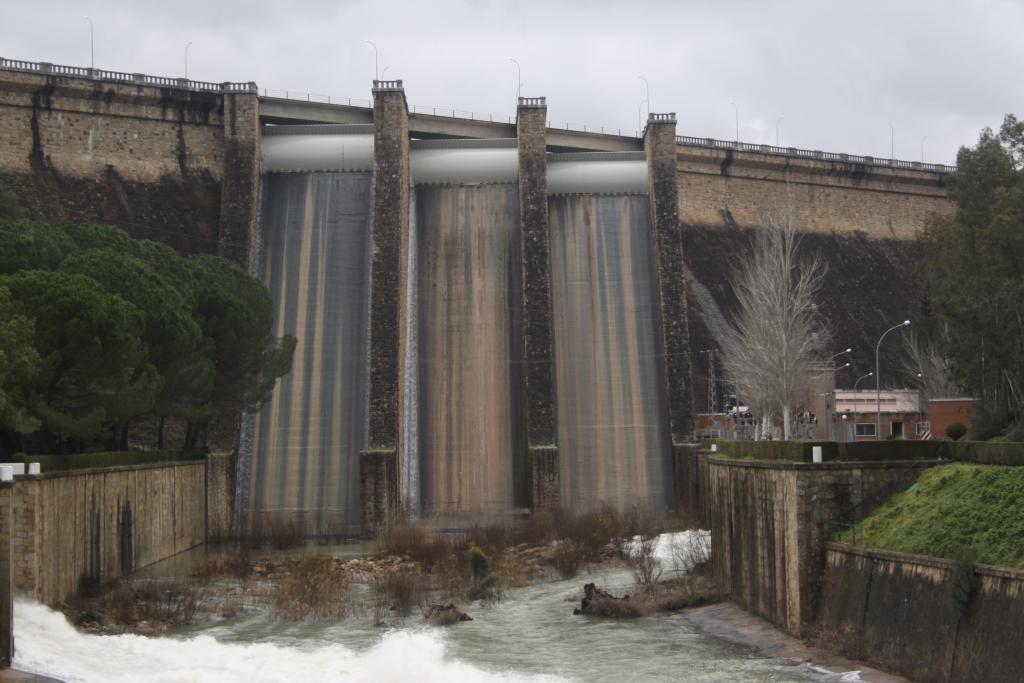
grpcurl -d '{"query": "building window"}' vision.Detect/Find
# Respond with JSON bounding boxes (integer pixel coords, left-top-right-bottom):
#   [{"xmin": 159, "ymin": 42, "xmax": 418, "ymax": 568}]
[
  {"xmin": 891, "ymin": 421, "xmax": 904, "ymax": 437},
  {"xmin": 916, "ymin": 421, "xmax": 931, "ymax": 436},
  {"xmin": 855, "ymin": 423, "xmax": 876, "ymax": 437}
]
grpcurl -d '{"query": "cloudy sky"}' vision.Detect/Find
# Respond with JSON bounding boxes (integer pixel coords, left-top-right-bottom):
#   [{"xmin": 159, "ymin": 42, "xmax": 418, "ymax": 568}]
[{"xmin": 4, "ymin": 0, "xmax": 1022, "ymax": 164}]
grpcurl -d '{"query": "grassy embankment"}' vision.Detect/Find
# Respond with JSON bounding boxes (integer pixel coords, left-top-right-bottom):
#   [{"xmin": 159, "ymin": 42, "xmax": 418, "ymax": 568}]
[{"xmin": 840, "ymin": 463, "xmax": 1024, "ymax": 568}]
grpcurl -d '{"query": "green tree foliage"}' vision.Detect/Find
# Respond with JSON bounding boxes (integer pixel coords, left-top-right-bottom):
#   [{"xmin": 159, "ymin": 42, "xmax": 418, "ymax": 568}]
[
  {"xmin": 922, "ymin": 115, "xmax": 1024, "ymax": 432},
  {"xmin": 58, "ymin": 249, "xmax": 214, "ymax": 437},
  {"xmin": 0, "ymin": 219, "xmax": 294, "ymax": 454},
  {"xmin": 0, "ymin": 184, "xmax": 20, "ymax": 219},
  {"xmin": 0, "ymin": 287, "xmax": 40, "ymax": 434},
  {"xmin": 0, "ymin": 270, "xmax": 159, "ymax": 449},
  {"xmin": 0, "ymin": 220, "xmax": 77, "ymax": 274},
  {"xmin": 188, "ymin": 254, "xmax": 296, "ymax": 413},
  {"xmin": 946, "ymin": 422, "xmax": 967, "ymax": 441}
]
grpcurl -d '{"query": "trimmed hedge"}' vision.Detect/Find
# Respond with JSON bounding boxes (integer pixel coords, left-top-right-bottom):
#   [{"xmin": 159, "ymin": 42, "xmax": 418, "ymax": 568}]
[
  {"xmin": 8, "ymin": 450, "xmax": 205, "ymax": 473},
  {"xmin": 710, "ymin": 439, "xmax": 1024, "ymax": 465}
]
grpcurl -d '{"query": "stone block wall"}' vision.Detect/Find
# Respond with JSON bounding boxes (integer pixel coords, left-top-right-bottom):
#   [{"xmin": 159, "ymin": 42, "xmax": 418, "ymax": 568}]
[
  {"xmin": 0, "ymin": 67, "xmax": 261, "ymax": 265},
  {"xmin": 368, "ymin": 82, "xmax": 409, "ymax": 452},
  {"xmin": 0, "ymin": 482, "xmax": 11, "ymax": 668},
  {"xmin": 676, "ymin": 146, "xmax": 953, "ymax": 239},
  {"xmin": 10, "ymin": 461, "xmax": 208, "ymax": 606},
  {"xmin": 360, "ymin": 450, "xmax": 399, "ymax": 535},
  {"xmin": 818, "ymin": 544, "xmax": 1024, "ymax": 682},
  {"xmin": 530, "ymin": 446, "xmax": 560, "ymax": 509},
  {"xmin": 205, "ymin": 451, "xmax": 234, "ymax": 540},
  {"xmin": 644, "ymin": 114, "xmax": 695, "ymax": 443},
  {"xmin": 707, "ymin": 457, "xmax": 939, "ymax": 636}
]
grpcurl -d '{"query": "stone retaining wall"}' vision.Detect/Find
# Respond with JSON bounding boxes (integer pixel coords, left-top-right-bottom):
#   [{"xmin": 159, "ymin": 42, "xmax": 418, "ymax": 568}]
[{"xmin": 819, "ymin": 543, "xmax": 1024, "ymax": 682}]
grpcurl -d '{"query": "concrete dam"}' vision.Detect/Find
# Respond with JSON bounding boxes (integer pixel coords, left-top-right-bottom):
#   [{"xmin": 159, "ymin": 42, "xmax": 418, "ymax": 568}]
[
  {"xmin": 241, "ymin": 114, "xmax": 676, "ymax": 534},
  {"xmin": 0, "ymin": 60, "xmax": 956, "ymax": 536}
]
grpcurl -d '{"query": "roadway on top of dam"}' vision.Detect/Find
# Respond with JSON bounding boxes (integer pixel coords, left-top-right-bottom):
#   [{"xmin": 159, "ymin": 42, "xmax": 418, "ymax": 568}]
[{"xmin": 259, "ymin": 96, "xmax": 643, "ymax": 153}]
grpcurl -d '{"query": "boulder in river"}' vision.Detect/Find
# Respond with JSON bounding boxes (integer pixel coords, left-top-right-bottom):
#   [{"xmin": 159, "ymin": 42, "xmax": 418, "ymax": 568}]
[
  {"xmin": 573, "ymin": 583, "xmax": 643, "ymax": 618},
  {"xmin": 425, "ymin": 603, "xmax": 473, "ymax": 626}
]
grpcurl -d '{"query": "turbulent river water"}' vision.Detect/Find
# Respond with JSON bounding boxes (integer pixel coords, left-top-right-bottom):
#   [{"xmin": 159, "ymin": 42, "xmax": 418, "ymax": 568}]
[{"xmin": 12, "ymin": 534, "xmax": 865, "ymax": 683}]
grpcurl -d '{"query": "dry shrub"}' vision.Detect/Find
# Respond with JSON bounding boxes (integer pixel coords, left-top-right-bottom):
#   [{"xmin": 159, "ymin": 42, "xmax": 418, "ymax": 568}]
[
  {"xmin": 670, "ymin": 531, "xmax": 712, "ymax": 575},
  {"xmin": 626, "ymin": 535, "xmax": 663, "ymax": 589},
  {"xmin": 271, "ymin": 555, "xmax": 350, "ymax": 622},
  {"xmin": 379, "ymin": 525, "xmax": 452, "ymax": 572},
  {"xmin": 99, "ymin": 580, "xmax": 204, "ymax": 626},
  {"xmin": 548, "ymin": 539, "xmax": 587, "ymax": 579},
  {"xmin": 191, "ymin": 550, "xmax": 254, "ymax": 583},
  {"xmin": 648, "ymin": 574, "xmax": 721, "ymax": 612},
  {"xmin": 373, "ymin": 566, "xmax": 426, "ymax": 617},
  {"xmin": 247, "ymin": 515, "xmax": 305, "ymax": 550}
]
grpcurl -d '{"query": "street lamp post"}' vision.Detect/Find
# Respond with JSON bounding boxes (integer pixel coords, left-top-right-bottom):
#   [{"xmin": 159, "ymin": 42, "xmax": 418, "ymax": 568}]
[
  {"xmin": 185, "ymin": 41, "xmax": 192, "ymax": 80},
  {"xmin": 509, "ymin": 58, "xmax": 522, "ymax": 100},
  {"xmin": 638, "ymin": 76, "xmax": 651, "ymax": 117},
  {"xmin": 853, "ymin": 371, "xmax": 874, "ymax": 410},
  {"xmin": 637, "ymin": 99, "xmax": 647, "ymax": 134},
  {"xmin": 876, "ymin": 320, "xmax": 911, "ymax": 440},
  {"xmin": 730, "ymin": 102, "xmax": 739, "ymax": 142},
  {"xmin": 84, "ymin": 16, "xmax": 94, "ymax": 70},
  {"xmin": 776, "ymin": 117, "xmax": 783, "ymax": 147},
  {"xmin": 827, "ymin": 362, "xmax": 850, "ymax": 440},
  {"xmin": 828, "ymin": 347, "xmax": 852, "ymax": 362},
  {"xmin": 365, "ymin": 41, "xmax": 379, "ymax": 81}
]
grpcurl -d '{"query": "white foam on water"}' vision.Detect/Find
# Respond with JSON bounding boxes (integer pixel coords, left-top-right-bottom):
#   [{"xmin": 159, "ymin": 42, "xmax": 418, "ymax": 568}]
[
  {"xmin": 12, "ymin": 601, "xmax": 568, "ymax": 683},
  {"xmin": 624, "ymin": 529, "xmax": 712, "ymax": 571}
]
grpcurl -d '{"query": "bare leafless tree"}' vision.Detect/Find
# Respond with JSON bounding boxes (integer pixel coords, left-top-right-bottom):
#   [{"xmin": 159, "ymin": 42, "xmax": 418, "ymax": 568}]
[
  {"xmin": 902, "ymin": 326, "xmax": 962, "ymax": 402},
  {"xmin": 717, "ymin": 216, "xmax": 829, "ymax": 439}
]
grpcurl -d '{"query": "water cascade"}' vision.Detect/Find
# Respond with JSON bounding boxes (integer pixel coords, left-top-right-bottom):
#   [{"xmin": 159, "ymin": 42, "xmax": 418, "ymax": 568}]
[
  {"xmin": 240, "ymin": 125, "xmax": 375, "ymax": 535},
  {"xmin": 547, "ymin": 152, "xmax": 673, "ymax": 511},
  {"xmin": 409, "ymin": 140, "xmax": 525, "ymax": 521}
]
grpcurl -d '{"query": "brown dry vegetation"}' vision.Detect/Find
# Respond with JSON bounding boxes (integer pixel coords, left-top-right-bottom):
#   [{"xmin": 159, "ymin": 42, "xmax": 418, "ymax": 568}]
[
  {"xmin": 67, "ymin": 508, "xmax": 707, "ymax": 634},
  {"xmin": 271, "ymin": 556, "xmax": 351, "ymax": 622}
]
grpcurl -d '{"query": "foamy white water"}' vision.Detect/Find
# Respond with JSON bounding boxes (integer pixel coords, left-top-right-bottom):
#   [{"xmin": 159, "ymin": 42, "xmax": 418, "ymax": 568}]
[
  {"xmin": 13, "ymin": 601, "xmax": 566, "ymax": 683},
  {"xmin": 12, "ymin": 534, "xmax": 866, "ymax": 683}
]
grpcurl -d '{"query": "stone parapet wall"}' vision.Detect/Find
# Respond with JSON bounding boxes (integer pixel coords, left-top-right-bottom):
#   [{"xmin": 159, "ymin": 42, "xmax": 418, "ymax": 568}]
[
  {"xmin": 819, "ymin": 543, "xmax": 1024, "ymax": 682},
  {"xmin": 676, "ymin": 145, "xmax": 953, "ymax": 239},
  {"xmin": 10, "ymin": 461, "xmax": 208, "ymax": 607}
]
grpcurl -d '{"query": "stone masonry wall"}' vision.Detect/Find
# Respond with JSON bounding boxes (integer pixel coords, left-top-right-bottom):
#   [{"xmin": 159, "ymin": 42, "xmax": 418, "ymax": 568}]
[
  {"xmin": 645, "ymin": 115, "xmax": 695, "ymax": 443},
  {"xmin": 368, "ymin": 83, "xmax": 409, "ymax": 452},
  {"xmin": 708, "ymin": 457, "xmax": 939, "ymax": 636},
  {"xmin": 676, "ymin": 146, "xmax": 953, "ymax": 239},
  {"xmin": 10, "ymin": 462, "xmax": 207, "ymax": 606},
  {"xmin": 818, "ymin": 544, "xmax": 1024, "ymax": 682},
  {"xmin": 0, "ymin": 69, "xmax": 229, "ymax": 255},
  {"xmin": 205, "ymin": 451, "xmax": 235, "ymax": 540}
]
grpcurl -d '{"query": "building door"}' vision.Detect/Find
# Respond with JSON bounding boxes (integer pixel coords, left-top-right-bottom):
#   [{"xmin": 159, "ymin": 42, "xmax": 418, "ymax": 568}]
[{"xmin": 891, "ymin": 420, "xmax": 904, "ymax": 438}]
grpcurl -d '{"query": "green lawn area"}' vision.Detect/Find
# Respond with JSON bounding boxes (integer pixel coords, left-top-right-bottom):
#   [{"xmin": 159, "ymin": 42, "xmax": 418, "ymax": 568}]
[{"xmin": 841, "ymin": 464, "xmax": 1024, "ymax": 569}]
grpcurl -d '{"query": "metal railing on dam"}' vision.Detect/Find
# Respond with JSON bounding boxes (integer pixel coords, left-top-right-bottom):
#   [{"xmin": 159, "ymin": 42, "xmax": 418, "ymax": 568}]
[
  {"xmin": 0, "ymin": 56, "xmax": 956, "ymax": 173},
  {"xmin": 0, "ymin": 56, "xmax": 257, "ymax": 93},
  {"xmin": 675, "ymin": 135, "xmax": 957, "ymax": 174}
]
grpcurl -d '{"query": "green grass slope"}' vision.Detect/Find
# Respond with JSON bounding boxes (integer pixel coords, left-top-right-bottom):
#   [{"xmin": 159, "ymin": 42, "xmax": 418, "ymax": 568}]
[{"xmin": 845, "ymin": 464, "xmax": 1024, "ymax": 569}]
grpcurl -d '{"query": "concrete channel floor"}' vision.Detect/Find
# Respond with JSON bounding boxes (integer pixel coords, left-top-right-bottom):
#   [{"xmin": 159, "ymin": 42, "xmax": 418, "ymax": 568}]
[
  {"xmin": 680, "ymin": 602, "xmax": 908, "ymax": 683},
  {"xmin": 0, "ymin": 671, "xmax": 61, "ymax": 682}
]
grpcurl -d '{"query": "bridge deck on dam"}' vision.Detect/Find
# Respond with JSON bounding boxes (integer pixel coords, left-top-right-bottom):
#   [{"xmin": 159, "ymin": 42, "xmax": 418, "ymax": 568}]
[{"xmin": 260, "ymin": 97, "xmax": 643, "ymax": 152}]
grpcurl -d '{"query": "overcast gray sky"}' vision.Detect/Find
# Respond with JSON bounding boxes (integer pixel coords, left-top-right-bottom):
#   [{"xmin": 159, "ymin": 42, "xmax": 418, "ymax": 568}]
[{"xmin": 4, "ymin": 0, "xmax": 1022, "ymax": 164}]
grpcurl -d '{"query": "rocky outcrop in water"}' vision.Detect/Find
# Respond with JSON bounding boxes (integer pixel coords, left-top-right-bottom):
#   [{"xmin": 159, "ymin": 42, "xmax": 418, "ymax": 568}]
[
  {"xmin": 425, "ymin": 603, "xmax": 473, "ymax": 625},
  {"xmin": 573, "ymin": 583, "xmax": 641, "ymax": 617}
]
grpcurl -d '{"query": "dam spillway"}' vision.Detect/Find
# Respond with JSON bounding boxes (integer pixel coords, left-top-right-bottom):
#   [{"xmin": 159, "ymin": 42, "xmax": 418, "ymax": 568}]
[
  {"xmin": 414, "ymin": 183, "xmax": 525, "ymax": 519},
  {"xmin": 236, "ymin": 96, "xmax": 692, "ymax": 534},
  {"xmin": 245, "ymin": 170, "xmax": 373, "ymax": 535},
  {"xmin": 549, "ymin": 193, "xmax": 673, "ymax": 511}
]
